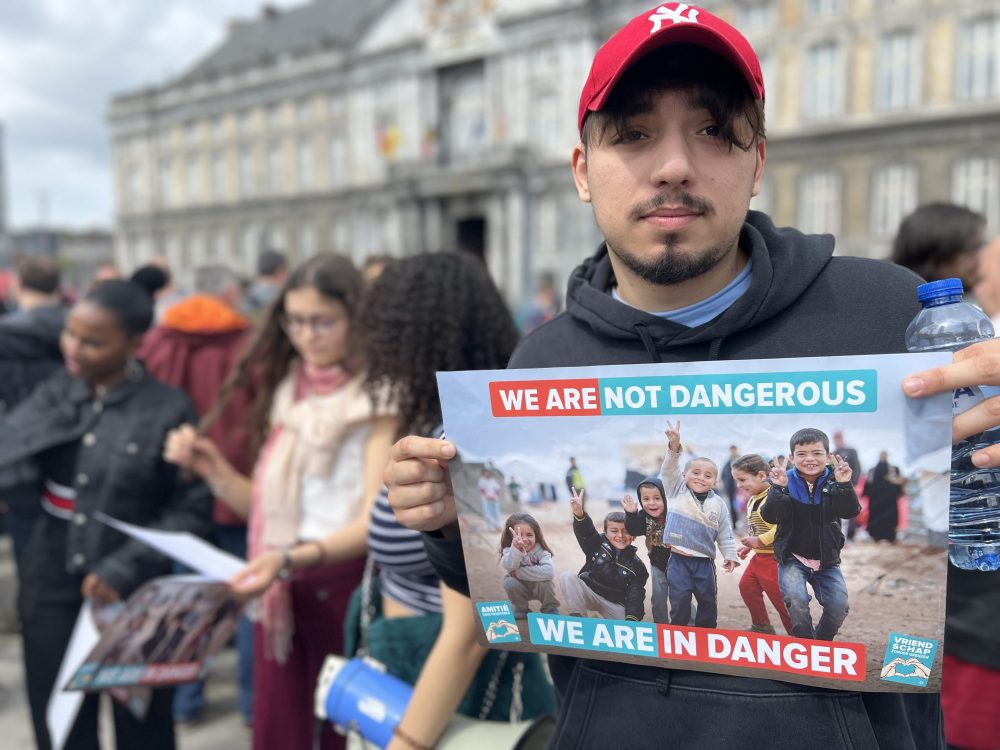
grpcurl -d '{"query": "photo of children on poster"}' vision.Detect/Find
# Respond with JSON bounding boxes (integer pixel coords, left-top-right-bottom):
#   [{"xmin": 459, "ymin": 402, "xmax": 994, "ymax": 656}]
[
  {"xmin": 67, "ymin": 576, "xmax": 244, "ymax": 706},
  {"xmin": 438, "ymin": 354, "xmax": 953, "ymax": 692}
]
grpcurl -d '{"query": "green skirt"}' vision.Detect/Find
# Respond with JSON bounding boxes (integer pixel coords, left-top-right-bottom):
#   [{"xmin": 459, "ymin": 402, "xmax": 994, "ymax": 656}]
[{"xmin": 343, "ymin": 578, "xmax": 555, "ymax": 721}]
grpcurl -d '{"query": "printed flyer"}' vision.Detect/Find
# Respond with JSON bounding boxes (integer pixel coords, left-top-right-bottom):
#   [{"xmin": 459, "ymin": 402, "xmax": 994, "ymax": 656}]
[
  {"xmin": 438, "ymin": 354, "xmax": 953, "ymax": 692},
  {"xmin": 67, "ymin": 575, "xmax": 244, "ymax": 705}
]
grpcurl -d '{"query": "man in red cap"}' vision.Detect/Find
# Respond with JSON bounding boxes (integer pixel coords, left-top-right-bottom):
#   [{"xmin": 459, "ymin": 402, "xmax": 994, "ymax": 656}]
[{"xmin": 383, "ymin": 4, "xmax": 978, "ymax": 746}]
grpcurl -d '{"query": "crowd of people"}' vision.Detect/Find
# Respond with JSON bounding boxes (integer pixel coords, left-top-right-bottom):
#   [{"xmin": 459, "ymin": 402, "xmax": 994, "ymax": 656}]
[{"xmin": 0, "ymin": 3, "xmax": 997, "ymax": 750}]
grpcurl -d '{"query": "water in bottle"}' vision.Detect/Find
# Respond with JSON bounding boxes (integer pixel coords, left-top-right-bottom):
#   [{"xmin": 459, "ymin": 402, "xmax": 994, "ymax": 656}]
[{"xmin": 905, "ymin": 278, "xmax": 1000, "ymax": 572}]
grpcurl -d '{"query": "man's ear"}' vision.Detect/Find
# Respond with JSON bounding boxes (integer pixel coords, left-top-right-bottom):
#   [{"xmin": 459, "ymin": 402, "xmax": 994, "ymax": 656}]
[
  {"xmin": 572, "ymin": 142, "xmax": 591, "ymax": 203},
  {"xmin": 751, "ymin": 139, "xmax": 766, "ymax": 197}
]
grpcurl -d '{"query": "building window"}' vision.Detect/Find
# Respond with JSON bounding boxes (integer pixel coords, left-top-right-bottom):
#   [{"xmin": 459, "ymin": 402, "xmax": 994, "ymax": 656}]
[
  {"xmin": 806, "ymin": 0, "xmax": 845, "ymax": 17},
  {"xmin": 741, "ymin": 0, "xmax": 778, "ymax": 32},
  {"xmin": 798, "ymin": 169, "xmax": 842, "ymax": 235},
  {"xmin": 957, "ymin": 16, "xmax": 1000, "ymax": 101},
  {"xmin": 953, "ymin": 156, "xmax": 1000, "ymax": 231},
  {"xmin": 300, "ymin": 222, "xmax": 317, "ymax": 257},
  {"xmin": 267, "ymin": 142, "xmax": 283, "ymax": 194},
  {"xmin": 297, "ymin": 98, "xmax": 313, "ymax": 124},
  {"xmin": 330, "ymin": 215, "xmax": 349, "ymax": 253},
  {"xmin": 439, "ymin": 63, "xmax": 487, "ymax": 161},
  {"xmin": 329, "ymin": 131, "xmax": 347, "ymax": 186},
  {"xmin": 240, "ymin": 148, "xmax": 255, "ymax": 197},
  {"xmin": 189, "ymin": 231, "xmax": 206, "ymax": 265},
  {"xmin": 268, "ymin": 103, "xmax": 282, "ymax": 131},
  {"xmin": 373, "ymin": 85, "xmax": 402, "ymax": 162},
  {"xmin": 758, "ymin": 47, "xmax": 777, "ymax": 125},
  {"xmin": 871, "ymin": 163, "xmax": 918, "ymax": 236},
  {"xmin": 211, "ymin": 152, "xmax": 226, "ymax": 202},
  {"xmin": 803, "ymin": 41, "xmax": 845, "ymax": 120},
  {"xmin": 532, "ymin": 90, "xmax": 563, "ymax": 153},
  {"xmin": 186, "ymin": 157, "xmax": 200, "ymax": 203},
  {"xmin": 328, "ymin": 92, "xmax": 347, "ymax": 121},
  {"xmin": 240, "ymin": 109, "xmax": 255, "ymax": 136},
  {"xmin": 159, "ymin": 159, "xmax": 172, "ymax": 207},
  {"xmin": 297, "ymin": 139, "xmax": 315, "ymax": 189},
  {"xmin": 877, "ymin": 30, "xmax": 921, "ymax": 111}
]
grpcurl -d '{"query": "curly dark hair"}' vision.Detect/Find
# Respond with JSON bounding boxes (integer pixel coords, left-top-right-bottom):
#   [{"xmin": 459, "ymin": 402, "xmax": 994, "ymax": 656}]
[
  {"xmin": 358, "ymin": 252, "xmax": 520, "ymax": 438},
  {"xmin": 203, "ymin": 253, "xmax": 364, "ymax": 453}
]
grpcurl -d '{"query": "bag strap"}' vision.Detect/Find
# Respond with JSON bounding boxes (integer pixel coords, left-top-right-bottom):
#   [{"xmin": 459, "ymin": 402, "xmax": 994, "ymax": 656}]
[
  {"xmin": 476, "ymin": 650, "xmax": 525, "ymax": 723},
  {"xmin": 356, "ymin": 555, "xmax": 376, "ymax": 657}
]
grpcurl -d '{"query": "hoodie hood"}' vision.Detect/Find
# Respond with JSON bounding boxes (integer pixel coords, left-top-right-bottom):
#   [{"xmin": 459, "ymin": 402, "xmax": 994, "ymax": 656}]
[
  {"xmin": 635, "ymin": 476, "xmax": 666, "ymax": 505},
  {"xmin": 162, "ymin": 294, "xmax": 249, "ymax": 336},
  {"xmin": 565, "ymin": 211, "xmax": 834, "ymax": 361}
]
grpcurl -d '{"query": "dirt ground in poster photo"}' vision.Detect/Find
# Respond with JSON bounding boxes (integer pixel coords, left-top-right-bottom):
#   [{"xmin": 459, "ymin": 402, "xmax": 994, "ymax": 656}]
[{"xmin": 460, "ymin": 499, "xmax": 946, "ymax": 689}]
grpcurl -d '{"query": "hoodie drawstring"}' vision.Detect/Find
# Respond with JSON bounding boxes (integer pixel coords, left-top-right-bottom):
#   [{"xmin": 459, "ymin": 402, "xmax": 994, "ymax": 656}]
[
  {"xmin": 634, "ymin": 324, "xmax": 661, "ymax": 363},
  {"xmin": 708, "ymin": 337, "xmax": 724, "ymax": 360}
]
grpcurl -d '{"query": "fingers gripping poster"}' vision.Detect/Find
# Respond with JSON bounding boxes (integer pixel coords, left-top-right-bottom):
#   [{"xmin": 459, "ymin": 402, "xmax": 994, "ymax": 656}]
[{"xmin": 438, "ymin": 354, "xmax": 953, "ymax": 692}]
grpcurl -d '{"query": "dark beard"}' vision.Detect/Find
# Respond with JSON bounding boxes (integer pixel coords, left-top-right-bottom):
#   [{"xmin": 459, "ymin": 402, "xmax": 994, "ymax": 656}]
[{"xmin": 610, "ymin": 237, "xmax": 731, "ymax": 285}]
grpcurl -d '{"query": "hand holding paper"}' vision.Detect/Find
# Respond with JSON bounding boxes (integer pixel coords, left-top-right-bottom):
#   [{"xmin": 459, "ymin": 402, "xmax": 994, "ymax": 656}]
[{"xmin": 384, "ymin": 437, "xmax": 458, "ymax": 532}]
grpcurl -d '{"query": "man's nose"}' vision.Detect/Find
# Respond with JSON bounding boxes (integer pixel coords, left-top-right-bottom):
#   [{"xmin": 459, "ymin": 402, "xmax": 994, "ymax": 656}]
[{"xmin": 649, "ymin": 133, "xmax": 695, "ymax": 188}]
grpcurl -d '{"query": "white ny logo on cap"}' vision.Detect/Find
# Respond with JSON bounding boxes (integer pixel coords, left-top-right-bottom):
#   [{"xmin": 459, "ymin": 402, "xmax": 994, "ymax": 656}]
[{"xmin": 648, "ymin": 3, "xmax": 700, "ymax": 34}]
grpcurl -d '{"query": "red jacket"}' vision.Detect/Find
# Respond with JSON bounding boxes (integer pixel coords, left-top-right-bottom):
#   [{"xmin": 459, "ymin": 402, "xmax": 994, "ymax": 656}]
[{"xmin": 139, "ymin": 295, "xmax": 255, "ymax": 526}]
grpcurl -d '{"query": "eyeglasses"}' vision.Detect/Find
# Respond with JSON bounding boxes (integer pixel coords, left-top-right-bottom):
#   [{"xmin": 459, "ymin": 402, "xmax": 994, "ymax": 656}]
[{"xmin": 279, "ymin": 314, "xmax": 346, "ymax": 336}]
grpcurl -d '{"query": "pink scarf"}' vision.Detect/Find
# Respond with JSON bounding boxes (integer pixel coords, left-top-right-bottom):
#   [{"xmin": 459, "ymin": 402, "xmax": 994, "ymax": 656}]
[{"xmin": 247, "ymin": 361, "xmax": 360, "ymax": 663}]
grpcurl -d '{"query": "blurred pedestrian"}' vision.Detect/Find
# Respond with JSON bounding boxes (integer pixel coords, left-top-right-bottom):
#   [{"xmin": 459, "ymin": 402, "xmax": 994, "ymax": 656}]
[
  {"xmin": 139, "ymin": 264, "xmax": 255, "ymax": 726},
  {"xmin": 241, "ymin": 248, "xmax": 287, "ymax": 316},
  {"xmin": 361, "ymin": 253, "xmax": 394, "ymax": 285},
  {"xmin": 0, "ymin": 280, "xmax": 211, "ymax": 750},
  {"xmin": 890, "ymin": 202, "xmax": 985, "ymax": 290},
  {"xmin": 864, "ymin": 451, "xmax": 905, "ymax": 543},
  {"xmin": 0, "ymin": 256, "xmax": 67, "ymax": 569},
  {"xmin": 516, "ymin": 271, "xmax": 562, "ymax": 334},
  {"xmin": 166, "ymin": 254, "xmax": 395, "ymax": 750}
]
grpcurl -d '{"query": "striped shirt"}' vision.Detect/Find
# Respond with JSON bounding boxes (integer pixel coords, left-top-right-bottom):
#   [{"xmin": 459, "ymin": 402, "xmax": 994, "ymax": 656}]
[{"xmin": 368, "ymin": 488, "xmax": 442, "ymax": 614}]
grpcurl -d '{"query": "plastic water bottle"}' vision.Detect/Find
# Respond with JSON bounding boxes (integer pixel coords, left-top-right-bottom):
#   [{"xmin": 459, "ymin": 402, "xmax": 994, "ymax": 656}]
[{"xmin": 905, "ymin": 278, "xmax": 1000, "ymax": 571}]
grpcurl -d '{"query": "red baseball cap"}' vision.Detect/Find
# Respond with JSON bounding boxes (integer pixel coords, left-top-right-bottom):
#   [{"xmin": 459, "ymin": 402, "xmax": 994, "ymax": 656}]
[{"xmin": 578, "ymin": 3, "xmax": 764, "ymax": 132}]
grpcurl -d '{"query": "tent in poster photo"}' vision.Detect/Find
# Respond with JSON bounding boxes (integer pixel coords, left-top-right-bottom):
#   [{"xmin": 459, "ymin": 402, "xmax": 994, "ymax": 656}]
[{"xmin": 438, "ymin": 353, "xmax": 953, "ymax": 692}]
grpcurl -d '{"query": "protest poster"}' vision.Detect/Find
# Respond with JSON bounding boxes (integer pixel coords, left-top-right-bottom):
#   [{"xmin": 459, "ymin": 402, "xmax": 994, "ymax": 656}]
[
  {"xmin": 438, "ymin": 353, "xmax": 952, "ymax": 691},
  {"xmin": 66, "ymin": 575, "xmax": 244, "ymax": 700}
]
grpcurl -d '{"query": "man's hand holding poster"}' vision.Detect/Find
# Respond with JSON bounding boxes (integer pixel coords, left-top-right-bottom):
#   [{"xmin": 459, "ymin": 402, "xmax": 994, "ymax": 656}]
[{"xmin": 439, "ymin": 354, "xmax": 952, "ymax": 692}]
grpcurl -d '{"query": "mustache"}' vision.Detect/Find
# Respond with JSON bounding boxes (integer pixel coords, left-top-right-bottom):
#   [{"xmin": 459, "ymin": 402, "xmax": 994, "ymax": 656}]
[{"xmin": 630, "ymin": 191, "xmax": 714, "ymax": 221}]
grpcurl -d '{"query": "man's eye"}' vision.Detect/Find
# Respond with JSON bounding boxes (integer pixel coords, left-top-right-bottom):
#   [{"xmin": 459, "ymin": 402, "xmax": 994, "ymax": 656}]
[
  {"xmin": 701, "ymin": 124, "xmax": 722, "ymax": 137},
  {"xmin": 613, "ymin": 129, "xmax": 647, "ymax": 144}
]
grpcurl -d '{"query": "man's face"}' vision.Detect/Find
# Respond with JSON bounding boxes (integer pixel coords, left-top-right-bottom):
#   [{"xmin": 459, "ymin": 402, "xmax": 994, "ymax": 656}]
[
  {"xmin": 604, "ymin": 520, "xmax": 633, "ymax": 550},
  {"xmin": 974, "ymin": 239, "xmax": 1000, "ymax": 318},
  {"xmin": 791, "ymin": 441, "xmax": 829, "ymax": 479},
  {"xmin": 572, "ymin": 88, "xmax": 765, "ymax": 287}
]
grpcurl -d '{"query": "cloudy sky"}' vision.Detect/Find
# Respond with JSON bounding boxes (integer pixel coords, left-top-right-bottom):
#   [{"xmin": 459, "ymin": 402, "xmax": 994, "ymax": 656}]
[{"xmin": 0, "ymin": 0, "xmax": 296, "ymax": 230}]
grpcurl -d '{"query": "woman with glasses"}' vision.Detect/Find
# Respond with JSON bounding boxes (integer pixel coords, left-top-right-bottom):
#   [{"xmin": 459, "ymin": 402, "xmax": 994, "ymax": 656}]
[{"xmin": 165, "ymin": 253, "xmax": 396, "ymax": 750}]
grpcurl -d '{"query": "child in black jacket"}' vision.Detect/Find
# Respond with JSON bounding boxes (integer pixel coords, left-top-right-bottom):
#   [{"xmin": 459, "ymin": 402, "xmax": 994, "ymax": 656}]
[
  {"xmin": 560, "ymin": 488, "xmax": 648, "ymax": 621},
  {"xmin": 623, "ymin": 477, "xmax": 669, "ymax": 623}
]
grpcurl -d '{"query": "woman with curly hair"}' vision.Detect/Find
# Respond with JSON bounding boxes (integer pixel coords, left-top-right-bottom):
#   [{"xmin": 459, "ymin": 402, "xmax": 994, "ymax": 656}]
[
  {"xmin": 348, "ymin": 251, "xmax": 554, "ymax": 750},
  {"xmin": 164, "ymin": 253, "xmax": 396, "ymax": 750}
]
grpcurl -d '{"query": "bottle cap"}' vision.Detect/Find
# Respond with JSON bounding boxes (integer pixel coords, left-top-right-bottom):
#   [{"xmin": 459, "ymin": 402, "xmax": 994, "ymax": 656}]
[{"xmin": 917, "ymin": 278, "xmax": 964, "ymax": 304}]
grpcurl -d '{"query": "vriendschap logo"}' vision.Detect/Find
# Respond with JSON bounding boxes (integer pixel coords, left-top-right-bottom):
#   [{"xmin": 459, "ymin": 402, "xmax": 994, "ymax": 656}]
[
  {"xmin": 476, "ymin": 601, "xmax": 522, "ymax": 644},
  {"xmin": 879, "ymin": 632, "xmax": 938, "ymax": 687}
]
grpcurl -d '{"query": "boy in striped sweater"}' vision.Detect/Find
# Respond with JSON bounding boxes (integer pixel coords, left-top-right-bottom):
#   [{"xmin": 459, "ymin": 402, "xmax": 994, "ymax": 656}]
[{"xmin": 659, "ymin": 421, "xmax": 740, "ymax": 628}]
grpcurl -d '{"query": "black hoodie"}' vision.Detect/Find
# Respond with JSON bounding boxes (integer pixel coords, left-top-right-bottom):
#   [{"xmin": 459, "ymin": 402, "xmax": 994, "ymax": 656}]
[{"xmin": 425, "ymin": 212, "xmax": 942, "ymax": 748}]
